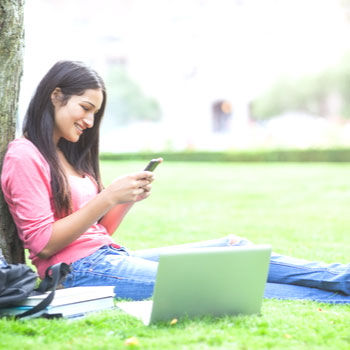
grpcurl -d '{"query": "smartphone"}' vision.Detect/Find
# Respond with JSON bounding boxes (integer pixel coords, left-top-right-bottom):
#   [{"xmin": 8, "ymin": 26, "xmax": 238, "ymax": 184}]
[{"xmin": 144, "ymin": 158, "xmax": 163, "ymax": 171}]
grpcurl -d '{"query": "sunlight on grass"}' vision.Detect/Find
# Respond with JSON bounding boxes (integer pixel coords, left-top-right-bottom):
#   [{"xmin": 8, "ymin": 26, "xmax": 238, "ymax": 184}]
[{"xmin": 2, "ymin": 161, "xmax": 350, "ymax": 350}]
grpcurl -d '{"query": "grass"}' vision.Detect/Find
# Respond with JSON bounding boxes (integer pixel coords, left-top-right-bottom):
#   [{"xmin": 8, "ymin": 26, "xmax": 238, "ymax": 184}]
[{"xmin": 1, "ymin": 161, "xmax": 350, "ymax": 350}]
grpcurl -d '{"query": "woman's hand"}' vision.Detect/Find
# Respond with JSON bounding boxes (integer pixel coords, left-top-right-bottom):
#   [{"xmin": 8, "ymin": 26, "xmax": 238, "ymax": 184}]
[{"xmin": 104, "ymin": 171, "xmax": 155, "ymax": 205}]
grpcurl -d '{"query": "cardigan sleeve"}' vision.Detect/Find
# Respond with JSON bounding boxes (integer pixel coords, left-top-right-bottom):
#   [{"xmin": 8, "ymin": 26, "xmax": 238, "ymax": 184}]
[{"xmin": 1, "ymin": 139, "xmax": 55, "ymax": 256}]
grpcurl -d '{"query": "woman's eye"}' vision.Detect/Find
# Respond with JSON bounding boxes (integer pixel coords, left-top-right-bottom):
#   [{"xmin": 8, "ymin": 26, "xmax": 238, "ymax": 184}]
[{"xmin": 81, "ymin": 105, "xmax": 89, "ymax": 112}]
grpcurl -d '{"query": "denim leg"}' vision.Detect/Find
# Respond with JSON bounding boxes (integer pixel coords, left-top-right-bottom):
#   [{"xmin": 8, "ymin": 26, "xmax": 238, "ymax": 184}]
[
  {"xmin": 264, "ymin": 282, "xmax": 350, "ymax": 303},
  {"xmin": 62, "ymin": 245, "xmax": 157, "ymax": 301},
  {"xmin": 228, "ymin": 239, "xmax": 350, "ymax": 297},
  {"xmin": 131, "ymin": 235, "xmax": 249, "ymax": 262},
  {"xmin": 267, "ymin": 252, "xmax": 350, "ymax": 296}
]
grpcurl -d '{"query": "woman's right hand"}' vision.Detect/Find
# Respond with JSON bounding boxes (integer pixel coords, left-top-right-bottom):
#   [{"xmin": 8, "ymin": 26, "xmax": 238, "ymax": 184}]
[{"xmin": 104, "ymin": 171, "xmax": 155, "ymax": 205}]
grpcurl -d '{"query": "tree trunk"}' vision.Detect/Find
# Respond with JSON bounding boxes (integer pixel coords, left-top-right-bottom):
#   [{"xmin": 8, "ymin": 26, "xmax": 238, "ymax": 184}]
[{"xmin": 0, "ymin": 0, "xmax": 25, "ymax": 263}]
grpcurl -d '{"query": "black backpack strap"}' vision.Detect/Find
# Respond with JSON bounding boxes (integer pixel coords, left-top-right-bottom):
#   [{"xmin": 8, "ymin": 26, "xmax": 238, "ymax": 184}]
[
  {"xmin": 15, "ymin": 262, "xmax": 71, "ymax": 319},
  {"xmin": 36, "ymin": 262, "xmax": 71, "ymax": 293}
]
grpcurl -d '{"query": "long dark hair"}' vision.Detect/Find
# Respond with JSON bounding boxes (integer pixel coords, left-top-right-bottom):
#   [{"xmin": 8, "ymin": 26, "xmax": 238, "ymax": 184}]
[{"xmin": 23, "ymin": 60, "xmax": 107, "ymax": 217}]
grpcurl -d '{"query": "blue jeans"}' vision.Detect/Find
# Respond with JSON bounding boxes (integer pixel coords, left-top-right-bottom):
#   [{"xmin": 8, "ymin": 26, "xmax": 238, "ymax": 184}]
[{"xmin": 62, "ymin": 236, "xmax": 350, "ymax": 303}]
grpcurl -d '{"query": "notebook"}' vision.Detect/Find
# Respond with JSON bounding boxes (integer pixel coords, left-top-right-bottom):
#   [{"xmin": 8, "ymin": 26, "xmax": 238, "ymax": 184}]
[
  {"xmin": 0, "ymin": 286, "xmax": 116, "ymax": 319},
  {"xmin": 117, "ymin": 244, "xmax": 271, "ymax": 325}
]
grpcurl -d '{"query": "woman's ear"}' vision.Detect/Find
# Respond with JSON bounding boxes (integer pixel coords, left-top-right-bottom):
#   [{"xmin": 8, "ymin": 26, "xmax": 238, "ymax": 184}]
[{"xmin": 51, "ymin": 87, "xmax": 63, "ymax": 106}]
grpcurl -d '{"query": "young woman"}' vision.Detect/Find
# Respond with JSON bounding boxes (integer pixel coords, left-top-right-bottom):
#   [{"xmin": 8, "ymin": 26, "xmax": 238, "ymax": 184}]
[{"xmin": 1, "ymin": 60, "xmax": 349, "ymax": 303}]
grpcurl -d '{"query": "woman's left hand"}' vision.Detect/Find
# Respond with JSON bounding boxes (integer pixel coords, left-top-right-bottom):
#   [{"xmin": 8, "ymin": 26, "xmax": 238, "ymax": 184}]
[{"xmin": 135, "ymin": 174, "xmax": 154, "ymax": 201}]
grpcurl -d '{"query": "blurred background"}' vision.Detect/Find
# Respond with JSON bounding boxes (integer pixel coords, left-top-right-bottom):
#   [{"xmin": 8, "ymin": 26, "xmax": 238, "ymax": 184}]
[{"xmin": 18, "ymin": 0, "xmax": 350, "ymax": 153}]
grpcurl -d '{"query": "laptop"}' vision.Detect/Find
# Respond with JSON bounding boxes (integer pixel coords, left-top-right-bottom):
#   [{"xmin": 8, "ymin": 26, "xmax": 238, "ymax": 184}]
[{"xmin": 117, "ymin": 244, "xmax": 271, "ymax": 325}]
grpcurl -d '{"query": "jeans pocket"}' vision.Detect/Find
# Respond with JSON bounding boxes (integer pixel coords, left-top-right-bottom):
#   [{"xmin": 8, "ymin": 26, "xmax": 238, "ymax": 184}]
[{"xmin": 73, "ymin": 246, "xmax": 109, "ymax": 270}]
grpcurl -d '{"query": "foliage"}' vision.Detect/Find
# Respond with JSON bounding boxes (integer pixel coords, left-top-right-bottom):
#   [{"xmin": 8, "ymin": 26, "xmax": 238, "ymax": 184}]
[
  {"xmin": 100, "ymin": 148, "xmax": 350, "ymax": 163},
  {"xmin": 251, "ymin": 53, "xmax": 350, "ymax": 120},
  {"xmin": 1, "ymin": 161, "xmax": 350, "ymax": 349},
  {"xmin": 104, "ymin": 66, "xmax": 162, "ymax": 126}
]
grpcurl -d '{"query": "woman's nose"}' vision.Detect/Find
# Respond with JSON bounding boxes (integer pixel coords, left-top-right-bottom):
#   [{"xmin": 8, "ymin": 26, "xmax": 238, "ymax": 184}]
[{"xmin": 83, "ymin": 113, "xmax": 94, "ymax": 128}]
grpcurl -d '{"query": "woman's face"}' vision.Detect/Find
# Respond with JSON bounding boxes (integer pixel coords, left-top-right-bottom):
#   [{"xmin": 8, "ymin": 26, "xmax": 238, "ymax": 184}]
[{"xmin": 51, "ymin": 88, "xmax": 103, "ymax": 145}]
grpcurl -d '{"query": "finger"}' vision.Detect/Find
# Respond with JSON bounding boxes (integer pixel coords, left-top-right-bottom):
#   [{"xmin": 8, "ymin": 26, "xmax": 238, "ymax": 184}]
[
  {"xmin": 142, "ymin": 184, "xmax": 152, "ymax": 192},
  {"xmin": 137, "ymin": 191, "xmax": 151, "ymax": 201},
  {"xmin": 133, "ymin": 187, "xmax": 146, "ymax": 198},
  {"xmin": 136, "ymin": 179, "xmax": 150, "ymax": 188},
  {"xmin": 144, "ymin": 173, "xmax": 155, "ymax": 182},
  {"xmin": 134, "ymin": 171, "xmax": 153, "ymax": 180},
  {"xmin": 141, "ymin": 174, "xmax": 155, "ymax": 184}
]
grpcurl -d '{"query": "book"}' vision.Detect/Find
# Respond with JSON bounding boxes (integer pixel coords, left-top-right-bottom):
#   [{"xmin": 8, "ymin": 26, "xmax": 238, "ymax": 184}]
[
  {"xmin": 0, "ymin": 286, "xmax": 116, "ymax": 319},
  {"xmin": 15, "ymin": 286, "xmax": 116, "ymax": 307},
  {"xmin": 0, "ymin": 297, "xmax": 115, "ymax": 319}
]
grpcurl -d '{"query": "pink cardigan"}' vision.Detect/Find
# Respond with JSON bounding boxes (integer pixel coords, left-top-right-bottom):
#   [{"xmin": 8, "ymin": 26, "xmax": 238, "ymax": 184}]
[{"xmin": 1, "ymin": 138, "xmax": 116, "ymax": 279}]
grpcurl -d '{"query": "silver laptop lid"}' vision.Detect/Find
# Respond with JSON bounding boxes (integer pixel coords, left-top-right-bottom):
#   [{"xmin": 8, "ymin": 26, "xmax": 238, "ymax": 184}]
[{"xmin": 150, "ymin": 245, "xmax": 271, "ymax": 323}]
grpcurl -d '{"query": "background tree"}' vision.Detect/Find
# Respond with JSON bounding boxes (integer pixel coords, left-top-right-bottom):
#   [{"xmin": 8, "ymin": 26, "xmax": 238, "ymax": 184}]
[
  {"xmin": 250, "ymin": 53, "xmax": 350, "ymax": 120},
  {"xmin": 104, "ymin": 66, "xmax": 162, "ymax": 127},
  {"xmin": 0, "ymin": 0, "xmax": 25, "ymax": 263}
]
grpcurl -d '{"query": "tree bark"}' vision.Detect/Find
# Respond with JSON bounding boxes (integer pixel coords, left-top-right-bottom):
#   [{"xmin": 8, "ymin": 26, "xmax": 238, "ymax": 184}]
[{"xmin": 0, "ymin": 0, "xmax": 25, "ymax": 263}]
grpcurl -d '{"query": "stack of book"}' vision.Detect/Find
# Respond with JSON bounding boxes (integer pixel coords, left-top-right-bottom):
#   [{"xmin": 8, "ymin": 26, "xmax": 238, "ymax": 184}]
[{"xmin": 0, "ymin": 286, "xmax": 116, "ymax": 319}]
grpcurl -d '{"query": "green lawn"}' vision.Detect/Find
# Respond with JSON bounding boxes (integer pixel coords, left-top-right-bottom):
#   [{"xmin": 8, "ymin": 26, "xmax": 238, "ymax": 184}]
[{"xmin": 1, "ymin": 161, "xmax": 350, "ymax": 350}]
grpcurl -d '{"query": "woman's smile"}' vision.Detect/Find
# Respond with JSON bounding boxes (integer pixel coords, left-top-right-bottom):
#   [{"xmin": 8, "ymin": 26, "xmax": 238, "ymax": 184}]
[{"xmin": 74, "ymin": 122, "xmax": 84, "ymax": 134}]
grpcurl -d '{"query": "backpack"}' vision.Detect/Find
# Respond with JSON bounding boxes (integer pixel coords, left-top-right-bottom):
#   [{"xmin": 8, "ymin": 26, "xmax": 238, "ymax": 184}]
[{"xmin": 0, "ymin": 248, "xmax": 71, "ymax": 318}]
